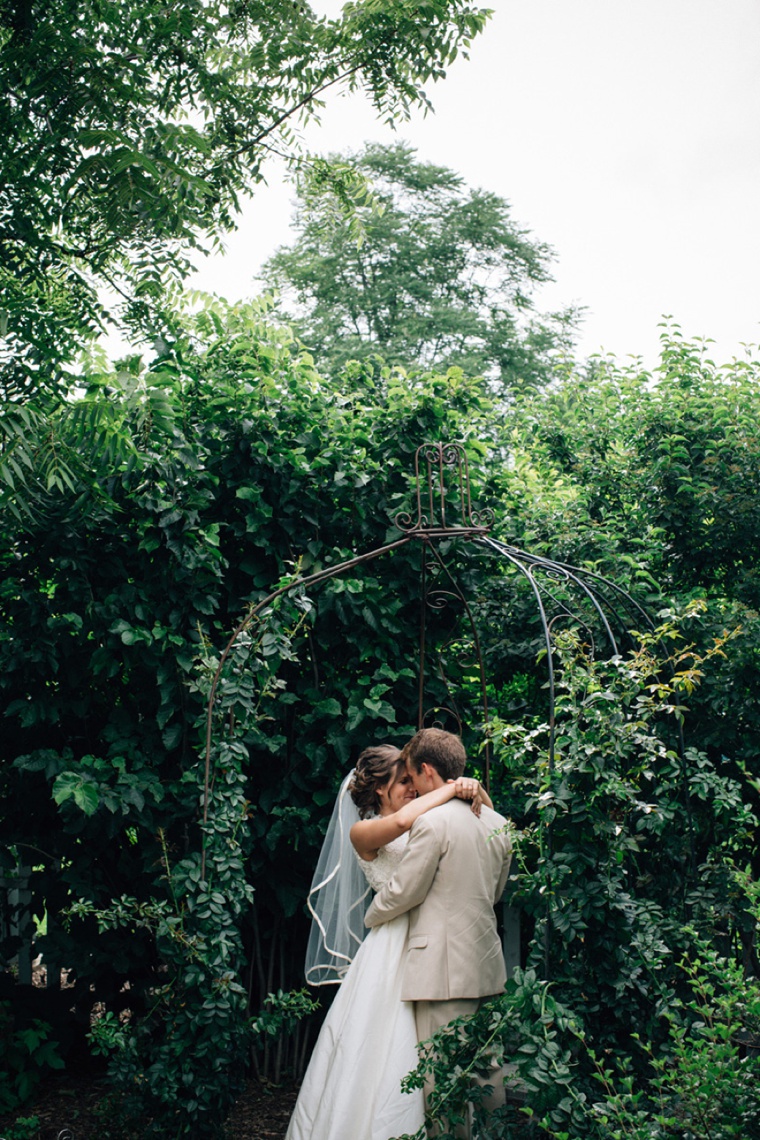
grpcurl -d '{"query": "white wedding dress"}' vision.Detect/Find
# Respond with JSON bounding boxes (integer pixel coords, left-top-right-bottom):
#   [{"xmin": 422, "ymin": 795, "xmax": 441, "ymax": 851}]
[{"xmin": 286, "ymin": 833, "xmax": 425, "ymax": 1140}]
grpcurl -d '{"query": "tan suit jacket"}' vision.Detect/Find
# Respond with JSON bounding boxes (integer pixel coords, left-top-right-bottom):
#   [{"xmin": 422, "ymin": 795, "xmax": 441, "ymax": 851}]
[{"xmin": 364, "ymin": 800, "xmax": 512, "ymax": 1002}]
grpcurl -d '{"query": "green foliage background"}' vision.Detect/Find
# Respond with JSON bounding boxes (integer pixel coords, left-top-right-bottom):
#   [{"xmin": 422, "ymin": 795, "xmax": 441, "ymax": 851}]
[
  {"xmin": 2, "ymin": 6, "xmax": 760, "ymax": 1132},
  {"xmin": 2, "ymin": 294, "xmax": 760, "ymax": 1135}
]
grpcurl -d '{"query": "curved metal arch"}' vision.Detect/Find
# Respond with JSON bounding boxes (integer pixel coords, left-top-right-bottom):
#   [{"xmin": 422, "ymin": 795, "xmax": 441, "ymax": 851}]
[
  {"xmin": 202, "ymin": 533, "xmax": 416, "ymax": 839},
  {"xmin": 482, "ymin": 536, "xmax": 655, "ymax": 644},
  {"xmin": 201, "ymin": 442, "xmax": 654, "ymax": 886},
  {"xmin": 474, "ymin": 534, "xmax": 657, "ymax": 774}
]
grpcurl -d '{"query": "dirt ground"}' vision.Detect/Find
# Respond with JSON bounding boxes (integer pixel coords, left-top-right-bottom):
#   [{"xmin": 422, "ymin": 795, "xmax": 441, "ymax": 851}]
[
  {"xmin": 0, "ymin": 1073, "xmax": 300, "ymax": 1140},
  {"xmin": 3, "ymin": 962, "xmax": 300, "ymax": 1138}
]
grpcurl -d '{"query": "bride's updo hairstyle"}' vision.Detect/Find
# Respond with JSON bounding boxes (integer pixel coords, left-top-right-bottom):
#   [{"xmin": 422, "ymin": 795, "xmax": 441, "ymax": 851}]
[{"xmin": 349, "ymin": 744, "xmax": 403, "ymax": 818}]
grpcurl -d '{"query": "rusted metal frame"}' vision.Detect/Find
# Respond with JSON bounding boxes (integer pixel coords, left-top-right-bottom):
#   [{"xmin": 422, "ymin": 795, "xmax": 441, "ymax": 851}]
[
  {"xmin": 417, "ymin": 542, "xmax": 428, "ymax": 732},
  {"xmin": 405, "ymin": 526, "xmax": 491, "ymax": 539},
  {"xmin": 548, "ymin": 558, "xmax": 656, "ymax": 634},
  {"xmin": 201, "ymin": 534, "xmax": 415, "ymax": 877},
  {"xmin": 456, "ymin": 446, "xmax": 474, "ymax": 527},
  {"xmin": 533, "ymin": 571, "xmax": 607, "ymax": 658},
  {"xmin": 198, "ymin": 438, "xmax": 665, "ymax": 987},
  {"xmin": 560, "ymin": 572, "xmax": 656, "ymax": 642},
  {"xmin": 428, "ymin": 442, "xmax": 494, "ymax": 532},
  {"xmin": 425, "ymin": 641, "xmax": 465, "ymax": 736},
  {"xmin": 476, "ymin": 537, "xmax": 557, "ymax": 768},
  {"xmin": 417, "ymin": 546, "xmax": 469, "ymax": 740},
  {"xmin": 541, "ymin": 561, "xmax": 655, "ymax": 647},
  {"xmin": 201, "ymin": 525, "xmax": 490, "ymax": 877},
  {"xmin": 420, "ymin": 581, "xmax": 467, "ymax": 731},
  {"xmin": 482, "ymin": 538, "xmax": 621, "ymax": 655},
  {"xmin": 408, "ymin": 444, "xmax": 432, "ymax": 530},
  {"xmin": 473, "ymin": 538, "xmax": 560, "ymax": 981},
  {"xmin": 433, "ymin": 447, "xmax": 447, "ymax": 528},
  {"xmin": 484, "ymin": 537, "xmax": 656, "ymax": 646},
  {"xmin": 402, "ymin": 442, "xmax": 495, "ymax": 534},
  {"xmin": 525, "ymin": 571, "xmax": 605, "ymax": 661},
  {"xmin": 475, "ymin": 535, "xmax": 664, "ymax": 980}
]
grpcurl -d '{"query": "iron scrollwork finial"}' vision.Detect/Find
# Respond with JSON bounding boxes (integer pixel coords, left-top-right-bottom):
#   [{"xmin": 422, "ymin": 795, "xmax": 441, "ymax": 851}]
[{"xmin": 394, "ymin": 442, "xmax": 494, "ymax": 536}]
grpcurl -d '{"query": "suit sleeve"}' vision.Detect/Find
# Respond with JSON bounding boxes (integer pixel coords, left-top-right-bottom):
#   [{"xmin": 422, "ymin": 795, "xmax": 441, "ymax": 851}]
[{"xmin": 364, "ymin": 814, "xmax": 442, "ymax": 928}]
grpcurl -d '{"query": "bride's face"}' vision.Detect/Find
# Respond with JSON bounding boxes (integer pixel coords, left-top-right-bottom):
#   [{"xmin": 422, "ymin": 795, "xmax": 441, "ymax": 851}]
[{"xmin": 377, "ymin": 771, "xmax": 417, "ymax": 815}]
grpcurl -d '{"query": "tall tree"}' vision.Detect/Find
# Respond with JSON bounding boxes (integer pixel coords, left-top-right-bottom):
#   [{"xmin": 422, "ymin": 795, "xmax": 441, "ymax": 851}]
[
  {"xmin": 0, "ymin": 0, "xmax": 490, "ymax": 397},
  {"xmin": 261, "ymin": 141, "xmax": 580, "ymax": 386}
]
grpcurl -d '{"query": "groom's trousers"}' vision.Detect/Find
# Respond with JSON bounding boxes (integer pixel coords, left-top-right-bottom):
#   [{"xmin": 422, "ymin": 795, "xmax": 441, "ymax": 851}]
[{"xmin": 415, "ymin": 998, "xmax": 507, "ymax": 1140}]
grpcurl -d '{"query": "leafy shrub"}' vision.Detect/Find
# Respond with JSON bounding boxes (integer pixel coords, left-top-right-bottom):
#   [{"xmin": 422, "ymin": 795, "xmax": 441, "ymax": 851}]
[
  {"xmin": 0, "ymin": 1001, "xmax": 64, "ymax": 1113},
  {"xmin": 394, "ymin": 968, "xmax": 583, "ymax": 1140},
  {"xmin": 66, "ymin": 605, "xmax": 321, "ymax": 1136},
  {"xmin": 0, "ymin": 1116, "xmax": 42, "ymax": 1140},
  {"xmin": 490, "ymin": 614, "xmax": 754, "ymax": 1057},
  {"xmin": 68, "ymin": 750, "xmax": 255, "ymax": 1137},
  {"xmin": 541, "ymin": 871, "xmax": 760, "ymax": 1139}
]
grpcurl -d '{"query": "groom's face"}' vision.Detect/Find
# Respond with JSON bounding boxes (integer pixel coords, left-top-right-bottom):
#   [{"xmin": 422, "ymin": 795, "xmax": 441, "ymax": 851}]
[{"xmin": 407, "ymin": 758, "xmax": 435, "ymax": 796}]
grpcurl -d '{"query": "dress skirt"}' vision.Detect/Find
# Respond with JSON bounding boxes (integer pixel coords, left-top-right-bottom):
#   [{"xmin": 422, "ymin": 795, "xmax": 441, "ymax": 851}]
[{"xmin": 285, "ymin": 913, "xmax": 425, "ymax": 1140}]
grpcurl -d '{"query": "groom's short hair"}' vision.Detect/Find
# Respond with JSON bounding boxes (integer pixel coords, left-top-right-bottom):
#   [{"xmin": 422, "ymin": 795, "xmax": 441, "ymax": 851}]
[{"xmin": 404, "ymin": 728, "xmax": 466, "ymax": 781}]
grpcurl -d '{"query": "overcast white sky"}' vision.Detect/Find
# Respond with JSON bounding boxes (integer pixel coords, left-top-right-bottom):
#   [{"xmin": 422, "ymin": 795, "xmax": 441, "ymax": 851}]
[{"xmin": 192, "ymin": 0, "xmax": 760, "ymax": 368}]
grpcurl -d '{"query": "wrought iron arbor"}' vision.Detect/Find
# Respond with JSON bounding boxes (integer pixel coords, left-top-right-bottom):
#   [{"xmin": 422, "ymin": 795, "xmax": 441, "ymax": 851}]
[
  {"xmin": 201, "ymin": 440, "xmax": 657, "ymax": 975},
  {"xmin": 203, "ymin": 441, "xmax": 652, "ymax": 817}
]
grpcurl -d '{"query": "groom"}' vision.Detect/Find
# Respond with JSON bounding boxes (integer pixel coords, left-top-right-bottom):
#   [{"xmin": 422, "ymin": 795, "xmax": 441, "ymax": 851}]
[{"xmin": 364, "ymin": 727, "xmax": 512, "ymax": 1109}]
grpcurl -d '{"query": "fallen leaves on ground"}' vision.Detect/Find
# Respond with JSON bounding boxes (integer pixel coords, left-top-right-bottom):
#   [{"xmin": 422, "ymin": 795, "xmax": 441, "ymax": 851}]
[{"xmin": 0, "ymin": 1074, "xmax": 300, "ymax": 1139}]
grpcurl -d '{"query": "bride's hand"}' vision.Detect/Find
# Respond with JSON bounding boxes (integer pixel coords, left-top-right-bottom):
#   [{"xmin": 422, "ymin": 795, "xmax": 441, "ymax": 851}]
[{"xmin": 451, "ymin": 777, "xmax": 484, "ymax": 816}]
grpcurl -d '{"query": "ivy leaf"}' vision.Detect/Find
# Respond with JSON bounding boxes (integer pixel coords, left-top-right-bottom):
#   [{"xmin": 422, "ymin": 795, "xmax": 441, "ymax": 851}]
[
  {"xmin": 314, "ymin": 697, "xmax": 342, "ymax": 717},
  {"xmin": 362, "ymin": 698, "xmax": 396, "ymax": 723},
  {"xmin": 52, "ymin": 772, "xmax": 100, "ymax": 816}
]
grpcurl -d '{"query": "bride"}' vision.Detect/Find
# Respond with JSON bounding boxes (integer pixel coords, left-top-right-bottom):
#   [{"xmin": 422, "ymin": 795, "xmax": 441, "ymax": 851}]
[{"xmin": 285, "ymin": 743, "xmax": 490, "ymax": 1140}]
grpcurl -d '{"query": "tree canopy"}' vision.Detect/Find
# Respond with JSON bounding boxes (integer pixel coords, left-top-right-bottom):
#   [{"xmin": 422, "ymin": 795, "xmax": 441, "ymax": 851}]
[
  {"xmin": 0, "ymin": 0, "xmax": 491, "ymax": 396},
  {"xmin": 261, "ymin": 141, "xmax": 580, "ymax": 386}
]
